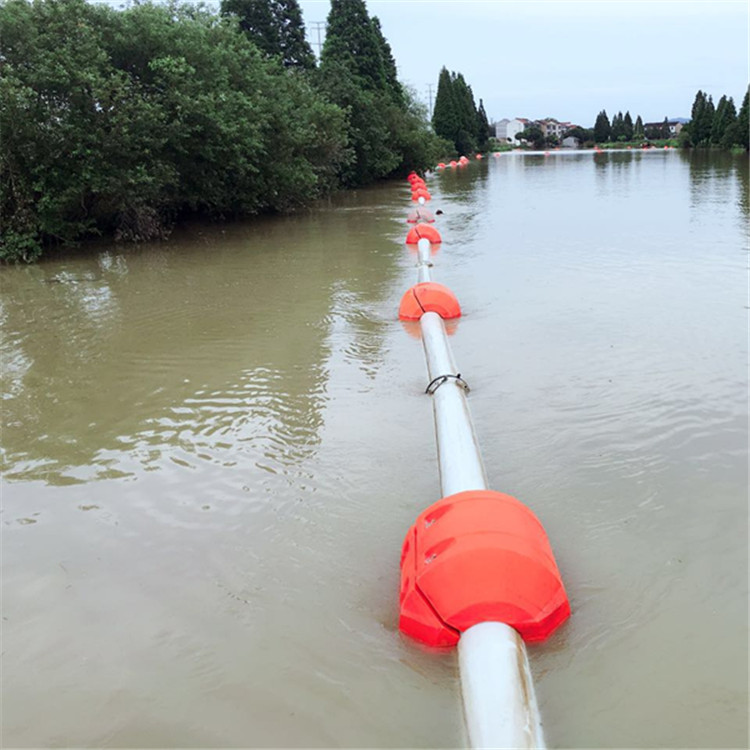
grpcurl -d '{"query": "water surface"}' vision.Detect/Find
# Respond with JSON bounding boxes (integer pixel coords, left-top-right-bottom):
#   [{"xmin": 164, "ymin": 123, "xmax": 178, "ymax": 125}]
[{"xmin": 2, "ymin": 150, "xmax": 747, "ymax": 748}]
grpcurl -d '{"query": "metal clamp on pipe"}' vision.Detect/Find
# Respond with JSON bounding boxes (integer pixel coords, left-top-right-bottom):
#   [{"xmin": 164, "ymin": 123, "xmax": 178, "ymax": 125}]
[{"xmin": 425, "ymin": 373, "xmax": 470, "ymax": 395}]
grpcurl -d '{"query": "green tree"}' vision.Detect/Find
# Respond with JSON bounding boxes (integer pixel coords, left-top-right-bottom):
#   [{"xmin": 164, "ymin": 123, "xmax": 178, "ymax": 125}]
[
  {"xmin": 370, "ymin": 16, "xmax": 402, "ymax": 104},
  {"xmin": 736, "ymin": 86, "xmax": 750, "ymax": 149},
  {"xmin": 711, "ymin": 95, "xmax": 737, "ymax": 145},
  {"xmin": 320, "ymin": 0, "xmax": 386, "ymax": 93},
  {"xmin": 690, "ymin": 90, "xmax": 715, "ymax": 146},
  {"xmin": 594, "ymin": 109, "xmax": 611, "ymax": 143},
  {"xmin": 516, "ymin": 125, "xmax": 544, "ymax": 149},
  {"xmin": 451, "ymin": 72, "xmax": 478, "ymax": 154},
  {"xmin": 611, "ymin": 111, "xmax": 624, "ymax": 140},
  {"xmin": 220, "ymin": 0, "xmax": 315, "ymax": 70},
  {"xmin": 1, "ymin": 0, "xmax": 348, "ymax": 261},
  {"xmin": 723, "ymin": 86, "xmax": 750, "ymax": 149},
  {"xmin": 432, "ymin": 66, "xmax": 459, "ymax": 147},
  {"xmin": 563, "ymin": 125, "xmax": 593, "ymax": 144},
  {"xmin": 476, "ymin": 98, "xmax": 491, "ymax": 151},
  {"xmin": 623, "ymin": 111, "xmax": 634, "ymax": 140},
  {"xmin": 633, "ymin": 114, "xmax": 644, "ymax": 140},
  {"xmin": 275, "ymin": 0, "xmax": 316, "ymax": 70},
  {"xmin": 317, "ymin": 0, "xmax": 441, "ymax": 185}
]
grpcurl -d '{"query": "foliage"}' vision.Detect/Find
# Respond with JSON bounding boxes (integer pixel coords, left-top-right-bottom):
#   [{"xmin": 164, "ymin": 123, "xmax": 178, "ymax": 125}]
[
  {"xmin": 623, "ymin": 111, "xmax": 634, "ymax": 141},
  {"xmin": 2, "ymin": 0, "xmax": 440, "ymax": 261},
  {"xmin": 317, "ymin": 0, "xmax": 441, "ymax": 185},
  {"xmin": 1, "ymin": 0, "xmax": 354, "ymax": 261},
  {"xmin": 220, "ymin": 0, "xmax": 316, "ymax": 70},
  {"xmin": 564, "ymin": 126, "xmax": 593, "ymax": 143},
  {"xmin": 320, "ymin": 0, "xmax": 386, "ymax": 93},
  {"xmin": 516, "ymin": 126, "xmax": 545, "ymax": 149},
  {"xmin": 633, "ymin": 115, "xmax": 644, "ymax": 140},
  {"xmin": 432, "ymin": 67, "xmax": 459, "ymax": 146},
  {"xmin": 711, "ymin": 95, "xmax": 737, "ymax": 145},
  {"xmin": 689, "ymin": 90, "xmax": 715, "ymax": 146},
  {"xmin": 476, "ymin": 99, "xmax": 492, "ymax": 152},
  {"xmin": 431, "ymin": 67, "xmax": 488, "ymax": 155},
  {"xmin": 594, "ymin": 110, "xmax": 611, "ymax": 143}
]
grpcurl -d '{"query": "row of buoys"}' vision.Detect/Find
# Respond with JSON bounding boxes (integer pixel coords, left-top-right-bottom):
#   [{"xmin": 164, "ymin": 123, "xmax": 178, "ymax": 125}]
[{"xmin": 394, "ymin": 168, "xmax": 569, "ymax": 748}]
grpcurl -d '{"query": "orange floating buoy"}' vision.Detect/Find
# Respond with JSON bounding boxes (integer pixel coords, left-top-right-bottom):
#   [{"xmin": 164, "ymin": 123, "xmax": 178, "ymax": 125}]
[
  {"xmin": 411, "ymin": 191, "xmax": 431, "ymax": 202},
  {"xmin": 437, "ymin": 162, "xmax": 446, "ymax": 169},
  {"xmin": 398, "ymin": 281, "xmax": 460, "ymax": 321},
  {"xmin": 399, "ymin": 489, "xmax": 570, "ymax": 648},
  {"xmin": 475, "ymin": 153, "xmax": 483, "ymax": 160},
  {"xmin": 449, "ymin": 160, "xmax": 457, "ymax": 168},
  {"xmin": 405, "ymin": 223, "xmax": 441, "ymax": 244},
  {"xmin": 406, "ymin": 207, "xmax": 436, "ymax": 223}
]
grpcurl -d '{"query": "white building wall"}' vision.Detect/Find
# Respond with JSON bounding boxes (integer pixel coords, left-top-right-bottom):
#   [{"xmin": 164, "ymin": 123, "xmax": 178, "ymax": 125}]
[{"xmin": 495, "ymin": 118, "xmax": 524, "ymax": 142}]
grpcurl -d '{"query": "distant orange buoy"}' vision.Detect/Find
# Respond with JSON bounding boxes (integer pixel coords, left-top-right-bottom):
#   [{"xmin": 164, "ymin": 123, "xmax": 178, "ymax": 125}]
[
  {"xmin": 398, "ymin": 282, "xmax": 461, "ymax": 321},
  {"xmin": 475, "ymin": 153, "xmax": 482, "ymax": 160},
  {"xmin": 406, "ymin": 207, "xmax": 436, "ymax": 223},
  {"xmin": 449, "ymin": 160, "xmax": 457, "ymax": 168},
  {"xmin": 406, "ymin": 224, "xmax": 441, "ymax": 244}
]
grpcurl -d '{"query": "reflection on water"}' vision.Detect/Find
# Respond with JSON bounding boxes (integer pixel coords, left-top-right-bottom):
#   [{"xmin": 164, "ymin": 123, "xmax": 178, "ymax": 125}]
[{"xmin": 2, "ymin": 152, "xmax": 747, "ymax": 748}]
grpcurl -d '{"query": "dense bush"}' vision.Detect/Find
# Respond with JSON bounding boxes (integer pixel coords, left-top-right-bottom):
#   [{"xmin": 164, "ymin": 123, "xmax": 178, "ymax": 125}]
[{"xmin": 0, "ymin": 0, "xmax": 442, "ymax": 262}]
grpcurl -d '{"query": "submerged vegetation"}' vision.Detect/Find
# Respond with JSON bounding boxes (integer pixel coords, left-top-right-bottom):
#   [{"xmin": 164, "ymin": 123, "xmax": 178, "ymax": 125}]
[{"xmin": 0, "ymin": 0, "xmax": 444, "ymax": 262}]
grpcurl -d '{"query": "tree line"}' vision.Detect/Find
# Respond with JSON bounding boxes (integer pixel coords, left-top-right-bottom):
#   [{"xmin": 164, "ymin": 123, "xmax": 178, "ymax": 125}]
[
  {"xmin": 431, "ymin": 67, "xmax": 492, "ymax": 155},
  {"xmin": 683, "ymin": 88, "xmax": 749, "ymax": 149},
  {"xmin": 569, "ymin": 88, "xmax": 749, "ymax": 148},
  {"xmin": 1, "ymin": 0, "xmax": 445, "ymax": 262}
]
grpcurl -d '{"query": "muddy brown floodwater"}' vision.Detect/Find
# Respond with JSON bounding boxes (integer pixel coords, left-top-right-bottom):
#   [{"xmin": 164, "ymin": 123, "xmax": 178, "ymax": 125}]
[{"xmin": 2, "ymin": 150, "xmax": 747, "ymax": 748}]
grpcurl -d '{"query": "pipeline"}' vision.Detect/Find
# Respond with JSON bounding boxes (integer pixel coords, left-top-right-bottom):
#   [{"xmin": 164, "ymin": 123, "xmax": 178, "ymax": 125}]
[{"xmin": 397, "ymin": 171, "xmax": 570, "ymax": 748}]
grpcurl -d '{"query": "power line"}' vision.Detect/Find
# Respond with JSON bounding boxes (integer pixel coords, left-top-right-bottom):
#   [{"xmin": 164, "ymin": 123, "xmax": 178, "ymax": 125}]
[
  {"xmin": 310, "ymin": 21, "xmax": 326, "ymax": 57},
  {"xmin": 426, "ymin": 84, "xmax": 434, "ymax": 118}
]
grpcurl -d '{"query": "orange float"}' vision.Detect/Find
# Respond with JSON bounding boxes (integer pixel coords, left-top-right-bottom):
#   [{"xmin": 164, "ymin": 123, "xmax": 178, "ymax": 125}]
[
  {"xmin": 405, "ymin": 224, "xmax": 441, "ymax": 244},
  {"xmin": 399, "ymin": 490, "xmax": 570, "ymax": 647},
  {"xmin": 398, "ymin": 282, "xmax": 460, "ymax": 321}
]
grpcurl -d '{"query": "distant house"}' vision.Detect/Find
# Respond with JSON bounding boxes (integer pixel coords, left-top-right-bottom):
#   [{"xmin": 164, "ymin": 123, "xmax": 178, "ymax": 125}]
[
  {"xmin": 494, "ymin": 118, "xmax": 525, "ymax": 142},
  {"xmin": 562, "ymin": 136, "xmax": 581, "ymax": 149},
  {"xmin": 538, "ymin": 118, "xmax": 566, "ymax": 138},
  {"xmin": 644, "ymin": 120, "xmax": 684, "ymax": 136}
]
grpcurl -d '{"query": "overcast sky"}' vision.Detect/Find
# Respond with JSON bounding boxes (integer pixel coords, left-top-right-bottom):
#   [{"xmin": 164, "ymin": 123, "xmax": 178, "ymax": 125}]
[{"xmin": 298, "ymin": 0, "xmax": 749, "ymax": 126}]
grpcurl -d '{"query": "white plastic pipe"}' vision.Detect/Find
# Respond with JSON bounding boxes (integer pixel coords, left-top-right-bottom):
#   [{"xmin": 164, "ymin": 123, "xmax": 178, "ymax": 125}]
[
  {"xmin": 417, "ymin": 238, "xmax": 432, "ymax": 283},
  {"xmin": 419, "ymin": 311, "xmax": 487, "ymax": 496},
  {"xmin": 416, "ymin": 292, "xmax": 546, "ymax": 748},
  {"xmin": 459, "ymin": 622, "xmax": 545, "ymax": 749}
]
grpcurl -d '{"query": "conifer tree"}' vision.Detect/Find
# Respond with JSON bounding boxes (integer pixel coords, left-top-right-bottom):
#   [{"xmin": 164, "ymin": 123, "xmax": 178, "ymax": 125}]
[
  {"xmin": 452, "ymin": 73, "xmax": 478, "ymax": 154},
  {"xmin": 611, "ymin": 111, "xmax": 624, "ymax": 140},
  {"xmin": 737, "ymin": 86, "xmax": 750, "ymax": 149},
  {"xmin": 275, "ymin": 0, "xmax": 316, "ymax": 70},
  {"xmin": 320, "ymin": 0, "xmax": 386, "ymax": 92},
  {"xmin": 476, "ymin": 98, "xmax": 491, "ymax": 151},
  {"xmin": 690, "ymin": 90, "xmax": 715, "ymax": 146},
  {"xmin": 594, "ymin": 110, "xmax": 611, "ymax": 143},
  {"xmin": 623, "ymin": 111, "xmax": 634, "ymax": 140},
  {"xmin": 220, "ymin": 0, "xmax": 315, "ymax": 70},
  {"xmin": 634, "ymin": 114, "xmax": 644, "ymax": 139},
  {"xmin": 370, "ymin": 16, "xmax": 402, "ymax": 103},
  {"xmin": 711, "ymin": 95, "xmax": 737, "ymax": 145},
  {"xmin": 432, "ymin": 67, "xmax": 459, "ymax": 146}
]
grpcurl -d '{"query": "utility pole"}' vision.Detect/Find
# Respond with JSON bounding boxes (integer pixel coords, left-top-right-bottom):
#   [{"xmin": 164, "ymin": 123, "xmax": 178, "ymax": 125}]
[
  {"xmin": 310, "ymin": 21, "xmax": 326, "ymax": 57},
  {"xmin": 426, "ymin": 83, "xmax": 434, "ymax": 118}
]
